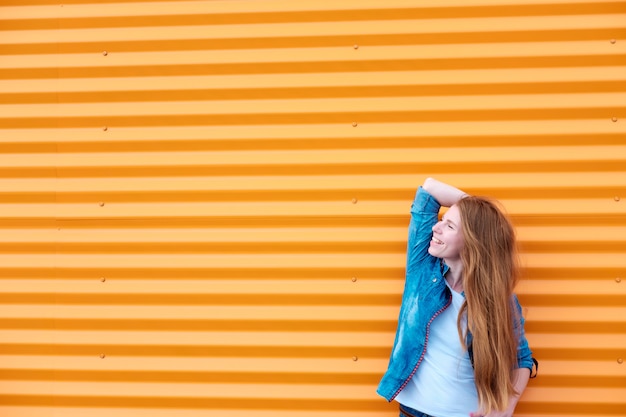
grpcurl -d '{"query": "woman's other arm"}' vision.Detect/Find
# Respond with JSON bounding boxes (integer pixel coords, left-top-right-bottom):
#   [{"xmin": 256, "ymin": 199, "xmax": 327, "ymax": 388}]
[{"xmin": 470, "ymin": 368, "xmax": 530, "ymax": 417}]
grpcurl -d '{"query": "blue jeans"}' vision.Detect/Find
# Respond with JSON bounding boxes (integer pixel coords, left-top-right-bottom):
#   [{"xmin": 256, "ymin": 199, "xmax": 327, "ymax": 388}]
[{"xmin": 399, "ymin": 403, "xmax": 434, "ymax": 417}]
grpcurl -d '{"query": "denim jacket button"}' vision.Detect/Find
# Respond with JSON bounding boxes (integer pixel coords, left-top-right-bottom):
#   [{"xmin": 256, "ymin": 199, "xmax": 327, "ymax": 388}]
[{"xmin": 432, "ymin": 278, "xmax": 437, "ymax": 283}]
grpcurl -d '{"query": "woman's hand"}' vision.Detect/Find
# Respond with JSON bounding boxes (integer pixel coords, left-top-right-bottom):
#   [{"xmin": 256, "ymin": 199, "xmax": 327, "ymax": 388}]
[{"xmin": 422, "ymin": 177, "xmax": 467, "ymax": 207}]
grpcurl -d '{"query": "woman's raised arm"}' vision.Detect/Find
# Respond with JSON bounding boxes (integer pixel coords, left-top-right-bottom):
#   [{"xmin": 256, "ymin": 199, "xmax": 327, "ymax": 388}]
[{"xmin": 422, "ymin": 177, "xmax": 468, "ymax": 207}]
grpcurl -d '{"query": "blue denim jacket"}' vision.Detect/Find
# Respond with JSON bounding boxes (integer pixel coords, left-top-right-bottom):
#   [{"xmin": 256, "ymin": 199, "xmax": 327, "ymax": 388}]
[{"xmin": 377, "ymin": 187, "xmax": 534, "ymax": 402}]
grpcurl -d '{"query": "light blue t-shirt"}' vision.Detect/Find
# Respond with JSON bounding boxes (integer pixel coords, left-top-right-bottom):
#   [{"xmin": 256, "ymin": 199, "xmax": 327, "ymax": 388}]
[{"xmin": 395, "ymin": 281, "xmax": 478, "ymax": 417}]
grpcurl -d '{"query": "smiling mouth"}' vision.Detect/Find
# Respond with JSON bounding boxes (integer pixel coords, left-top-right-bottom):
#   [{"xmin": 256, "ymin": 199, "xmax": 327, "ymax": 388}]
[{"xmin": 431, "ymin": 237, "xmax": 444, "ymax": 245}]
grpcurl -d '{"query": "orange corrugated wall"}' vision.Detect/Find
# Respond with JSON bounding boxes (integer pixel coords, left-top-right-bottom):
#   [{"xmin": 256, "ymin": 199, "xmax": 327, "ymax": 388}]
[{"xmin": 0, "ymin": 0, "xmax": 625, "ymax": 416}]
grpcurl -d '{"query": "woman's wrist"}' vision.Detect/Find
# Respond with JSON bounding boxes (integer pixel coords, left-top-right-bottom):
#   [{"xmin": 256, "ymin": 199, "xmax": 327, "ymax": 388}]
[{"xmin": 422, "ymin": 177, "xmax": 467, "ymax": 207}]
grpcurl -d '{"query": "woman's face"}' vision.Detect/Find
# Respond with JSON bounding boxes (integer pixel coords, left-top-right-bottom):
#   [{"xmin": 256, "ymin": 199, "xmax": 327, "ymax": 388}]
[{"xmin": 428, "ymin": 204, "xmax": 464, "ymax": 262}]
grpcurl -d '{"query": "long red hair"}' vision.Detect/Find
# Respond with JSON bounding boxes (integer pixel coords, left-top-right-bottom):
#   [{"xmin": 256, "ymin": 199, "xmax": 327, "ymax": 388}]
[{"xmin": 456, "ymin": 196, "xmax": 520, "ymax": 414}]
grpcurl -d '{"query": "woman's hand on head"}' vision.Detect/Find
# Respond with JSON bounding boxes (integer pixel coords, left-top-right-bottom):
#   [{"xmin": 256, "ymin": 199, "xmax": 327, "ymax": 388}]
[{"xmin": 422, "ymin": 177, "xmax": 467, "ymax": 207}]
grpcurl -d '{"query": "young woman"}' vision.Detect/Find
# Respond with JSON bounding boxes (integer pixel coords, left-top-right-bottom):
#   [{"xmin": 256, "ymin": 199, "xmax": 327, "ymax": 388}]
[{"xmin": 377, "ymin": 178, "xmax": 535, "ymax": 417}]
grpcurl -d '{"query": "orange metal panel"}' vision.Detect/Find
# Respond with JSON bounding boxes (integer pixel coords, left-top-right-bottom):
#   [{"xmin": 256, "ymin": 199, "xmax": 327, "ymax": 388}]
[{"xmin": 0, "ymin": 0, "xmax": 625, "ymax": 416}]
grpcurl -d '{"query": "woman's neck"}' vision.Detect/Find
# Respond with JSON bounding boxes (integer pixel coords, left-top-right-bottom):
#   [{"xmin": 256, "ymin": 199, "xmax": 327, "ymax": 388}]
[{"xmin": 444, "ymin": 259, "xmax": 464, "ymax": 293}]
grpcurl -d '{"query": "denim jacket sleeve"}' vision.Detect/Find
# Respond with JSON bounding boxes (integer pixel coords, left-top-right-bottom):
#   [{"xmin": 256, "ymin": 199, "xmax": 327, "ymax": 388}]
[
  {"xmin": 406, "ymin": 186, "xmax": 441, "ymax": 281},
  {"xmin": 513, "ymin": 294, "xmax": 535, "ymax": 372}
]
